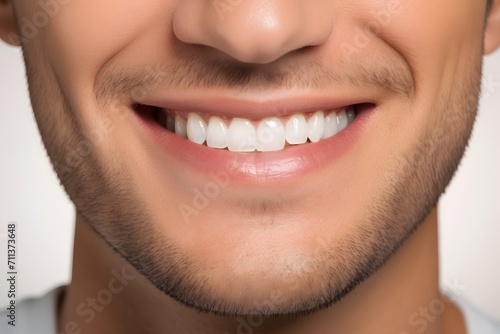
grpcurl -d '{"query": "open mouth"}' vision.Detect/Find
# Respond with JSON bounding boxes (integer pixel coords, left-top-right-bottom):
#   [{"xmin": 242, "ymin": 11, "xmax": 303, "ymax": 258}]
[{"xmin": 134, "ymin": 105, "xmax": 360, "ymax": 153}]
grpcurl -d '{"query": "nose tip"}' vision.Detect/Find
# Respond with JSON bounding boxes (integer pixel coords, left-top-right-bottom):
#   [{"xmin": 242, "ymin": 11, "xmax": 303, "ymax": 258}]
[{"xmin": 173, "ymin": 1, "xmax": 334, "ymax": 64}]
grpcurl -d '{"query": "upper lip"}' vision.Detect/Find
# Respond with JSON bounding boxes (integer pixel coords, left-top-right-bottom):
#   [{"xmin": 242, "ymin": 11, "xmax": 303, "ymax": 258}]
[{"xmin": 138, "ymin": 91, "xmax": 374, "ymax": 119}]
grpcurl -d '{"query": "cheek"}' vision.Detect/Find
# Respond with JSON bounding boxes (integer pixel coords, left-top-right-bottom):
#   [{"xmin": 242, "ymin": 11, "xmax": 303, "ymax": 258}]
[
  {"xmin": 368, "ymin": 0, "xmax": 485, "ymax": 138},
  {"xmin": 21, "ymin": 1, "xmax": 172, "ymax": 96},
  {"xmin": 383, "ymin": 0, "xmax": 484, "ymax": 82}
]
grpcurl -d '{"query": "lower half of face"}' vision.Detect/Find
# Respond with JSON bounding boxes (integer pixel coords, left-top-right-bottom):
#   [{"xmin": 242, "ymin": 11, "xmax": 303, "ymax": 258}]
[{"xmin": 17, "ymin": 0, "xmax": 486, "ymax": 315}]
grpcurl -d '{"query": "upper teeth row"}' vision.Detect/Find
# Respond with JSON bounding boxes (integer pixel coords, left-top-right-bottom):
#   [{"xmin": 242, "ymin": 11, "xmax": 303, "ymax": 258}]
[{"xmin": 170, "ymin": 109, "xmax": 355, "ymax": 152}]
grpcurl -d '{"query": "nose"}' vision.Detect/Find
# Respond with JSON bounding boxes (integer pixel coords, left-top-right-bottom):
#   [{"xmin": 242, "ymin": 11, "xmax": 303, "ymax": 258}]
[{"xmin": 173, "ymin": 0, "xmax": 335, "ymax": 64}]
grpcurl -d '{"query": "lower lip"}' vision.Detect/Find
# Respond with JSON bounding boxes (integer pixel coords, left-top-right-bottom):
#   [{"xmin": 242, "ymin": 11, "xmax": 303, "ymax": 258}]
[{"xmin": 133, "ymin": 105, "xmax": 376, "ymax": 184}]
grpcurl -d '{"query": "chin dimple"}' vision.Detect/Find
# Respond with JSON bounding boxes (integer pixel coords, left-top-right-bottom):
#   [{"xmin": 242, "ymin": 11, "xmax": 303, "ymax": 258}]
[{"xmin": 156, "ymin": 108, "xmax": 356, "ymax": 152}]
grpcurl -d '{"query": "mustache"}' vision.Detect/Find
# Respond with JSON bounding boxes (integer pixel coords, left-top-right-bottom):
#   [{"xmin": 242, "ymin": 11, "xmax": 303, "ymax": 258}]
[{"xmin": 95, "ymin": 50, "xmax": 414, "ymax": 104}]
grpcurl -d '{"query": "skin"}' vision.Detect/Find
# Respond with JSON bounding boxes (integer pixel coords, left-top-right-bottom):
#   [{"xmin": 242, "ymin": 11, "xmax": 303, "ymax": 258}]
[{"xmin": 1, "ymin": 0, "xmax": 500, "ymax": 333}]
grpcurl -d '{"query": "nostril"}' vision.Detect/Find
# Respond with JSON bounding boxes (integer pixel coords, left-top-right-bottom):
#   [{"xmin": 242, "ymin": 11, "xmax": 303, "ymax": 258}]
[{"xmin": 172, "ymin": 1, "xmax": 335, "ymax": 65}]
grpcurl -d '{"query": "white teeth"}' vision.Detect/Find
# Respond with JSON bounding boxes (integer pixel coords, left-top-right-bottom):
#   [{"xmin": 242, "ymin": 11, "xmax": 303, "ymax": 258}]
[
  {"xmin": 346, "ymin": 108, "xmax": 355, "ymax": 125},
  {"xmin": 307, "ymin": 111, "xmax": 325, "ymax": 143},
  {"xmin": 337, "ymin": 110, "xmax": 349, "ymax": 132},
  {"xmin": 187, "ymin": 112, "xmax": 207, "ymax": 144},
  {"xmin": 228, "ymin": 118, "xmax": 256, "ymax": 152},
  {"xmin": 256, "ymin": 117, "xmax": 286, "ymax": 152},
  {"xmin": 175, "ymin": 116, "xmax": 187, "ymax": 138},
  {"xmin": 285, "ymin": 114, "xmax": 308, "ymax": 145},
  {"xmin": 166, "ymin": 114, "xmax": 175, "ymax": 132},
  {"xmin": 167, "ymin": 107, "xmax": 357, "ymax": 151},
  {"xmin": 322, "ymin": 112, "xmax": 339, "ymax": 139},
  {"xmin": 206, "ymin": 117, "xmax": 228, "ymax": 149}
]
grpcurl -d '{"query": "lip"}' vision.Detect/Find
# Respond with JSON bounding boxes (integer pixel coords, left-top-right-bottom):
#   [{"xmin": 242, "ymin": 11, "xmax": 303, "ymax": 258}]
[
  {"xmin": 131, "ymin": 98, "xmax": 377, "ymax": 184},
  {"xmin": 139, "ymin": 93, "xmax": 374, "ymax": 119}
]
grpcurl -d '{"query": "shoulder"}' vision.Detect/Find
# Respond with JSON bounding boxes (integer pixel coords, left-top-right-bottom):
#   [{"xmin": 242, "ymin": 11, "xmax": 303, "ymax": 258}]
[
  {"xmin": 0, "ymin": 286, "xmax": 65, "ymax": 334},
  {"xmin": 454, "ymin": 296, "xmax": 500, "ymax": 334}
]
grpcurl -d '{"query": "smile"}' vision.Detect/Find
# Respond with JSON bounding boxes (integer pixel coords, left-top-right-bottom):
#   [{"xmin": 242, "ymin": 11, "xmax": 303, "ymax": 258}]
[
  {"xmin": 151, "ymin": 107, "xmax": 357, "ymax": 152},
  {"xmin": 132, "ymin": 97, "xmax": 376, "ymax": 183}
]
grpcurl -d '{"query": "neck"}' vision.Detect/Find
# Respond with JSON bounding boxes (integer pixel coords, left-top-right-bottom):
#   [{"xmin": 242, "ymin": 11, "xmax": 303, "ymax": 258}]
[{"xmin": 58, "ymin": 207, "xmax": 465, "ymax": 334}]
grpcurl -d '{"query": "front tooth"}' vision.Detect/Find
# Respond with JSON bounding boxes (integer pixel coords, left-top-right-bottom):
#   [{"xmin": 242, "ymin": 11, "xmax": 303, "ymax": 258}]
[
  {"xmin": 322, "ymin": 111, "xmax": 339, "ymax": 139},
  {"xmin": 228, "ymin": 118, "xmax": 256, "ymax": 152},
  {"xmin": 206, "ymin": 117, "xmax": 228, "ymax": 149},
  {"xmin": 175, "ymin": 116, "xmax": 187, "ymax": 138},
  {"xmin": 286, "ymin": 114, "xmax": 308, "ymax": 145},
  {"xmin": 187, "ymin": 112, "xmax": 207, "ymax": 144},
  {"xmin": 337, "ymin": 110, "xmax": 348, "ymax": 131},
  {"xmin": 256, "ymin": 117, "xmax": 286, "ymax": 152},
  {"xmin": 307, "ymin": 111, "xmax": 324, "ymax": 143}
]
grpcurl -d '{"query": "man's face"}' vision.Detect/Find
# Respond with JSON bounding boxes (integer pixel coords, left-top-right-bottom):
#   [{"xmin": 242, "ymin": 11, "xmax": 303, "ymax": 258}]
[{"xmin": 7, "ymin": 0, "xmax": 495, "ymax": 315}]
